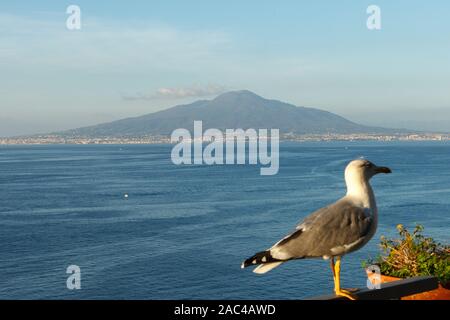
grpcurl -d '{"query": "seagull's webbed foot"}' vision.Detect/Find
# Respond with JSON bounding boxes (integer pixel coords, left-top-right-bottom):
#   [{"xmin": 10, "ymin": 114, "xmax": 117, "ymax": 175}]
[{"xmin": 335, "ymin": 289, "xmax": 357, "ymax": 300}]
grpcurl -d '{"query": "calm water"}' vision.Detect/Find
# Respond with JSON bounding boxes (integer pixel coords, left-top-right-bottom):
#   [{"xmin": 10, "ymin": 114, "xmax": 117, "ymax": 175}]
[{"xmin": 0, "ymin": 142, "xmax": 449, "ymax": 299}]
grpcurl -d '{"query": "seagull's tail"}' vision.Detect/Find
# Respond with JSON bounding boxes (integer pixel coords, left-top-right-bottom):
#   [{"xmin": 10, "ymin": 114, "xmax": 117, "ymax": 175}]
[{"xmin": 241, "ymin": 250, "xmax": 283, "ymax": 274}]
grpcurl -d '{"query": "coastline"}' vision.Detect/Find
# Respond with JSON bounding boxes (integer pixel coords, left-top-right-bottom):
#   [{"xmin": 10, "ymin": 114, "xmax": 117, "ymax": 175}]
[{"xmin": 1, "ymin": 132, "xmax": 449, "ymax": 145}]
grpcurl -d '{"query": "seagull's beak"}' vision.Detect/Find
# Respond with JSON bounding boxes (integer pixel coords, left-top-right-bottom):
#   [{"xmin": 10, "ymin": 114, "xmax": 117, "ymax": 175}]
[{"xmin": 375, "ymin": 166, "xmax": 392, "ymax": 174}]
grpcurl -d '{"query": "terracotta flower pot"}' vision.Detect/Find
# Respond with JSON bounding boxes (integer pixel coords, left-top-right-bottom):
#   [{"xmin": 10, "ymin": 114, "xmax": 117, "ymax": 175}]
[{"xmin": 366, "ymin": 271, "xmax": 450, "ymax": 300}]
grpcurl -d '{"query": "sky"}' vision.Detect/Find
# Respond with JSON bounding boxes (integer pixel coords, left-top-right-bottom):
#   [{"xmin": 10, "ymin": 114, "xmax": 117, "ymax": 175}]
[{"xmin": 1, "ymin": 0, "xmax": 450, "ymax": 136}]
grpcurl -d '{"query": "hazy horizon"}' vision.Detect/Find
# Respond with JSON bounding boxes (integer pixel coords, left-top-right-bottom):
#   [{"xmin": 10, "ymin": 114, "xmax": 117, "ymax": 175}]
[
  {"xmin": 0, "ymin": 90, "xmax": 447, "ymax": 138},
  {"xmin": 1, "ymin": 1, "xmax": 450, "ymax": 136}
]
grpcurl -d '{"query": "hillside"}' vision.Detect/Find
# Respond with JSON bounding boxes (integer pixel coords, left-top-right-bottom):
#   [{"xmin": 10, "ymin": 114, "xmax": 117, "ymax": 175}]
[{"xmin": 59, "ymin": 90, "xmax": 399, "ymax": 137}]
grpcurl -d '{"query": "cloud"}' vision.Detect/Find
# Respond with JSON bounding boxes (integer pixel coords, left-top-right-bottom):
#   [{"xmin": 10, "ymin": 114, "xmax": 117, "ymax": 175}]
[{"xmin": 122, "ymin": 85, "xmax": 228, "ymax": 101}]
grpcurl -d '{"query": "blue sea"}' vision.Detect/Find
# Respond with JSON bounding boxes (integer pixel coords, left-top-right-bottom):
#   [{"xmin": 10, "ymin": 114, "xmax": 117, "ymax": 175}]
[{"xmin": 0, "ymin": 142, "xmax": 449, "ymax": 299}]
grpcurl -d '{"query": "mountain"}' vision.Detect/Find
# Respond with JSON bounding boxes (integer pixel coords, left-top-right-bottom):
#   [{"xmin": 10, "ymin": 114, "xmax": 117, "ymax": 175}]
[{"xmin": 59, "ymin": 90, "xmax": 399, "ymax": 137}]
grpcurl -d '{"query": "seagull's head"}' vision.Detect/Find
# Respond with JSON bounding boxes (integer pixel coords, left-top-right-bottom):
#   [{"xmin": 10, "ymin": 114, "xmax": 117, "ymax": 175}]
[{"xmin": 345, "ymin": 159, "xmax": 392, "ymax": 183}]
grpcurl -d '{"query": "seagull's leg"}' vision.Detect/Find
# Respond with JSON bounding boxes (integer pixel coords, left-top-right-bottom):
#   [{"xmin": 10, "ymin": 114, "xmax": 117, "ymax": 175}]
[
  {"xmin": 334, "ymin": 256, "xmax": 357, "ymax": 300},
  {"xmin": 330, "ymin": 257, "xmax": 336, "ymax": 290}
]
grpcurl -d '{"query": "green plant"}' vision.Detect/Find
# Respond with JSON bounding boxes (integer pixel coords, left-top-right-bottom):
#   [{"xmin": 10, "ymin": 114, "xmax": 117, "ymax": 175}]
[{"xmin": 363, "ymin": 224, "xmax": 450, "ymax": 287}]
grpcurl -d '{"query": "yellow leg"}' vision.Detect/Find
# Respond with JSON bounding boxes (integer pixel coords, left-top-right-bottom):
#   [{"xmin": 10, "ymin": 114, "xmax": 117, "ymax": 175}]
[
  {"xmin": 330, "ymin": 257, "xmax": 336, "ymax": 283},
  {"xmin": 333, "ymin": 256, "xmax": 357, "ymax": 300}
]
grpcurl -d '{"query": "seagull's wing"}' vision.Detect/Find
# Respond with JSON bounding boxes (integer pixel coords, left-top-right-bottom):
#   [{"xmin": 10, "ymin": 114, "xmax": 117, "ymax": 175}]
[
  {"xmin": 241, "ymin": 198, "xmax": 373, "ymax": 273},
  {"xmin": 270, "ymin": 199, "xmax": 373, "ymax": 260}
]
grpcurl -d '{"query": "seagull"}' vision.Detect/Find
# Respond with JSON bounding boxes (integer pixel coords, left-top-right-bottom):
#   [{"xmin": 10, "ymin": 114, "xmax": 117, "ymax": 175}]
[{"xmin": 241, "ymin": 159, "xmax": 391, "ymax": 300}]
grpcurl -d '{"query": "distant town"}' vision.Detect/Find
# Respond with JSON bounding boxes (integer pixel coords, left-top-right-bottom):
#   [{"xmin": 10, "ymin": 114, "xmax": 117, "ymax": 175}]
[
  {"xmin": 1, "ymin": 132, "xmax": 449, "ymax": 145},
  {"xmin": 3, "ymin": 91, "xmax": 447, "ymax": 146}
]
